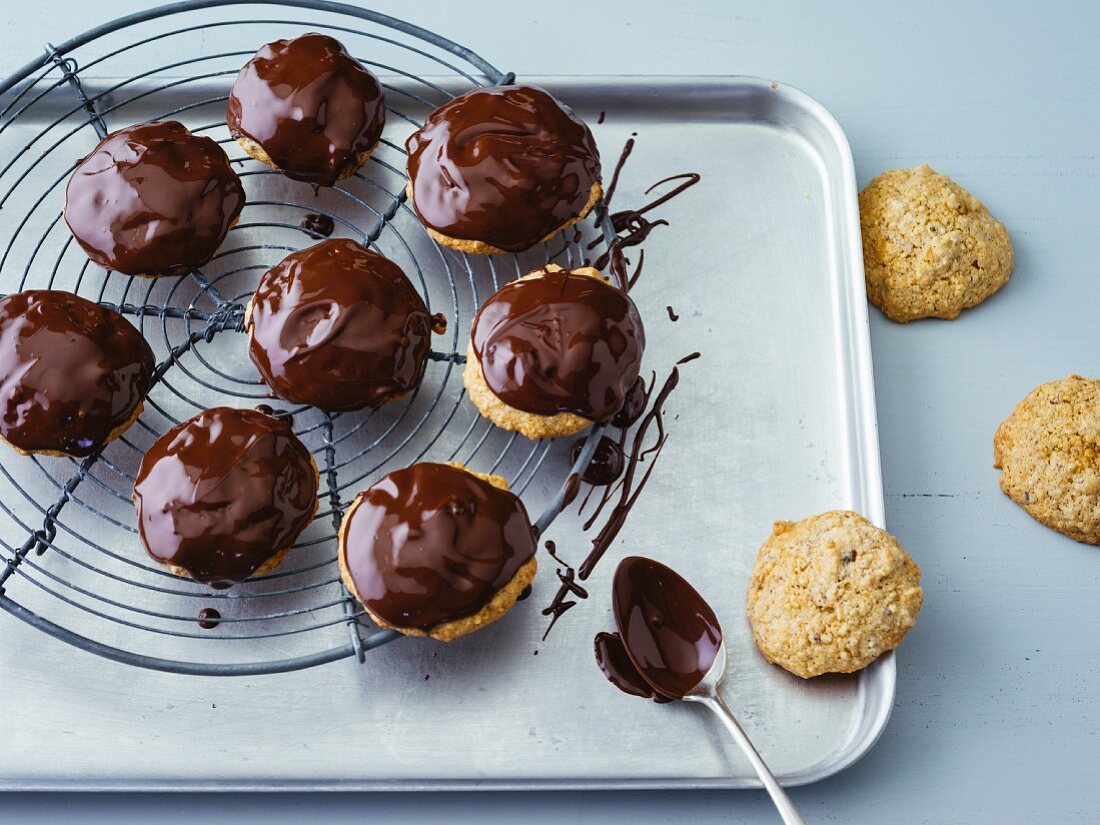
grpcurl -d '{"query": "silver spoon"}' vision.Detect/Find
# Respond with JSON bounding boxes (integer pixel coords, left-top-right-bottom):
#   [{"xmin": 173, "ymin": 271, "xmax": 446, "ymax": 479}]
[
  {"xmin": 682, "ymin": 640, "xmax": 808, "ymax": 824},
  {"xmin": 606, "ymin": 556, "xmax": 808, "ymax": 825}
]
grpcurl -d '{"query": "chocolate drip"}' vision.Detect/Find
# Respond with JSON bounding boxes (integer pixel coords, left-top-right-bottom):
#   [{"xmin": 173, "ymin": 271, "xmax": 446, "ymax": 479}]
[
  {"xmin": 543, "ymin": 356, "xmax": 697, "ymax": 636},
  {"xmin": 569, "ymin": 436, "xmax": 625, "ymax": 486},
  {"xmin": 0, "ymin": 291, "xmax": 154, "ymax": 456},
  {"xmin": 471, "ymin": 269, "xmax": 645, "ymax": 422},
  {"xmin": 64, "ymin": 121, "xmax": 244, "ymax": 277},
  {"xmin": 247, "ymin": 239, "xmax": 434, "ymax": 411},
  {"xmin": 540, "ymin": 540, "xmax": 588, "ymax": 639},
  {"xmin": 611, "ymin": 556, "xmax": 722, "ymax": 699},
  {"xmin": 406, "ymin": 85, "xmax": 601, "ymax": 252},
  {"xmin": 341, "ymin": 463, "xmax": 537, "ymax": 631},
  {"xmin": 227, "ymin": 33, "xmax": 385, "ymax": 186},
  {"xmin": 198, "ymin": 607, "xmax": 222, "ymax": 629},
  {"xmin": 594, "ymin": 631, "xmax": 672, "ymax": 703},
  {"xmin": 300, "ymin": 213, "xmax": 335, "ymax": 238},
  {"xmin": 133, "ymin": 407, "xmax": 317, "ymax": 588}
]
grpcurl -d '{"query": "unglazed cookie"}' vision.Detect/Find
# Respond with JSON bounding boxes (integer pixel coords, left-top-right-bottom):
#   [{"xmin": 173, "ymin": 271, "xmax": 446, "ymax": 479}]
[
  {"xmin": 747, "ymin": 510, "xmax": 923, "ymax": 679},
  {"xmin": 0, "ymin": 290, "xmax": 154, "ymax": 457},
  {"xmin": 246, "ymin": 239, "xmax": 435, "ymax": 411},
  {"xmin": 405, "ymin": 85, "xmax": 602, "ymax": 254},
  {"xmin": 227, "ymin": 33, "xmax": 385, "ymax": 186},
  {"xmin": 859, "ymin": 165, "xmax": 1013, "ymax": 322},
  {"xmin": 994, "ymin": 375, "xmax": 1100, "ymax": 544},
  {"xmin": 463, "ymin": 265, "xmax": 644, "ymax": 440},
  {"xmin": 64, "ymin": 121, "xmax": 244, "ymax": 277},
  {"xmin": 133, "ymin": 407, "xmax": 318, "ymax": 588},
  {"xmin": 338, "ymin": 462, "xmax": 537, "ymax": 641}
]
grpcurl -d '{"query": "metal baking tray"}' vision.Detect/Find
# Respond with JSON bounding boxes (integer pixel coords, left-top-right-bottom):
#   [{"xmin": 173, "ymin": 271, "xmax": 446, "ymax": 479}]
[{"xmin": 0, "ymin": 73, "xmax": 887, "ymax": 790}]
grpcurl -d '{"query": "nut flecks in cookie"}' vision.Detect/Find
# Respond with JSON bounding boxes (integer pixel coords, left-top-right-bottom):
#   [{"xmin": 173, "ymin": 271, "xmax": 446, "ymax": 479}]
[
  {"xmin": 994, "ymin": 375, "xmax": 1100, "ymax": 544},
  {"xmin": 746, "ymin": 510, "xmax": 923, "ymax": 679},
  {"xmin": 859, "ymin": 165, "xmax": 1013, "ymax": 322}
]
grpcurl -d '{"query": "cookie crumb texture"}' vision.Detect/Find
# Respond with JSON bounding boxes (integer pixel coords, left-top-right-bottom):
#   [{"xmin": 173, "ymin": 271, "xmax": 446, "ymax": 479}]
[
  {"xmin": 994, "ymin": 375, "xmax": 1100, "ymax": 544},
  {"xmin": 747, "ymin": 510, "xmax": 923, "ymax": 679},
  {"xmin": 859, "ymin": 165, "xmax": 1013, "ymax": 322}
]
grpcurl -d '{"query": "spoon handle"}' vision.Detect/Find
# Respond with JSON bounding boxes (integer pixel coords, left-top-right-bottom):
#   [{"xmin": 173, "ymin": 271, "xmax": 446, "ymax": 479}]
[{"xmin": 698, "ymin": 693, "xmax": 809, "ymax": 824}]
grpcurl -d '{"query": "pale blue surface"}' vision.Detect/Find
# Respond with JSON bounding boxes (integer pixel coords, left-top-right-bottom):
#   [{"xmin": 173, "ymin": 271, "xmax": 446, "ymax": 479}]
[{"xmin": 1, "ymin": 1, "xmax": 1098, "ymax": 822}]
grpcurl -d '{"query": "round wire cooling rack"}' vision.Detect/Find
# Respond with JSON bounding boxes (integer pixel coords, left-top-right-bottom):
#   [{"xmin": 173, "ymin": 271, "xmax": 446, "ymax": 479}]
[{"xmin": 0, "ymin": 0, "xmax": 612, "ymax": 676}]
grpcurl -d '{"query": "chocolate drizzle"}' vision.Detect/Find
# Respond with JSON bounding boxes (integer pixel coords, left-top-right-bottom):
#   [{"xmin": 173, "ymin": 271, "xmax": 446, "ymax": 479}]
[
  {"xmin": 610, "ymin": 556, "xmax": 722, "ymax": 699},
  {"xmin": 64, "ymin": 121, "xmax": 244, "ymax": 276},
  {"xmin": 541, "ymin": 355, "xmax": 698, "ymax": 636},
  {"xmin": 227, "ymin": 33, "xmax": 385, "ymax": 186},
  {"xmin": 341, "ymin": 463, "xmax": 537, "ymax": 631},
  {"xmin": 406, "ymin": 85, "xmax": 601, "ymax": 251},
  {"xmin": 592, "ymin": 171, "xmax": 701, "ymax": 274},
  {"xmin": 133, "ymin": 407, "xmax": 317, "ymax": 588},
  {"xmin": 583, "ymin": 135, "xmax": 700, "ymax": 286},
  {"xmin": 594, "ymin": 630, "xmax": 672, "ymax": 703},
  {"xmin": 540, "ymin": 539, "xmax": 588, "ymax": 639},
  {"xmin": 247, "ymin": 239, "xmax": 434, "ymax": 411},
  {"xmin": 471, "ymin": 268, "xmax": 645, "ymax": 422},
  {"xmin": 0, "ymin": 291, "xmax": 154, "ymax": 456}
]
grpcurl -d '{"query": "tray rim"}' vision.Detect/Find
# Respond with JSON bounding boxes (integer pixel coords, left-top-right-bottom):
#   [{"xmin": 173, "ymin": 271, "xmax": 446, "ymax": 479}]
[{"xmin": 0, "ymin": 73, "xmax": 890, "ymax": 792}]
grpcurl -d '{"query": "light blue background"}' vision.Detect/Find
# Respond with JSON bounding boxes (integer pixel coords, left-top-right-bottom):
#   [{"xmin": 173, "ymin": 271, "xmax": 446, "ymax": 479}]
[{"xmin": 1, "ymin": 1, "xmax": 1097, "ymax": 822}]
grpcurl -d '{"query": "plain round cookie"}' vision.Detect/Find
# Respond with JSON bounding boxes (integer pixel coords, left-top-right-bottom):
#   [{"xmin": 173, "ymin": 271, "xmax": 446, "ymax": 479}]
[
  {"xmin": 462, "ymin": 265, "xmax": 606, "ymax": 440},
  {"xmin": 338, "ymin": 463, "xmax": 537, "ymax": 642},
  {"xmin": 747, "ymin": 510, "xmax": 923, "ymax": 679},
  {"xmin": 993, "ymin": 375, "xmax": 1100, "ymax": 544},
  {"xmin": 859, "ymin": 165, "xmax": 1013, "ymax": 322}
]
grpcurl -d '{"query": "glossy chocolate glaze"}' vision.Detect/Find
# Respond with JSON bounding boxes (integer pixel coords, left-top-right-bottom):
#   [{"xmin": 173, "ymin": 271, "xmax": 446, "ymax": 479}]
[
  {"xmin": 227, "ymin": 33, "xmax": 385, "ymax": 186},
  {"xmin": 133, "ymin": 407, "xmax": 317, "ymax": 588},
  {"xmin": 471, "ymin": 269, "xmax": 645, "ymax": 421},
  {"xmin": 594, "ymin": 631, "xmax": 671, "ymax": 703},
  {"xmin": 406, "ymin": 85, "xmax": 601, "ymax": 252},
  {"xmin": 64, "ymin": 121, "xmax": 244, "ymax": 276},
  {"xmin": 0, "ymin": 290, "xmax": 153, "ymax": 456},
  {"xmin": 248, "ymin": 239, "xmax": 433, "ymax": 411},
  {"xmin": 569, "ymin": 436, "xmax": 625, "ymax": 486},
  {"xmin": 611, "ymin": 556, "xmax": 722, "ymax": 700},
  {"xmin": 341, "ymin": 462, "xmax": 537, "ymax": 631}
]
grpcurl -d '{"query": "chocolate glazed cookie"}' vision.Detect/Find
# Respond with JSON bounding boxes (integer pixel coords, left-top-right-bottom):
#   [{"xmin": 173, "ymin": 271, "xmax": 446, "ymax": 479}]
[
  {"xmin": 0, "ymin": 290, "xmax": 154, "ymax": 457},
  {"xmin": 246, "ymin": 239, "xmax": 436, "ymax": 411},
  {"xmin": 464, "ymin": 265, "xmax": 645, "ymax": 439},
  {"xmin": 133, "ymin": 407, "xmax": 318, "ymax": 588},
  {"xmin": 406, "ymin": 85, "xmax": 602, "ymax": 254},
  {"xmin": 227, "ymin": 33, "xmax": 386, "ymax": 186},
  {"xmin": 64, "ymin": 121, "xmax": 244, "ymax": 277},
  {"xmin": 339, "ymin": 462, "xmax": 538, "ymax": 641}
]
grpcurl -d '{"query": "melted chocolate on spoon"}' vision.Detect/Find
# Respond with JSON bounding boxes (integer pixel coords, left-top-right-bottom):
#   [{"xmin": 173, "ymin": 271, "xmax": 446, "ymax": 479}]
[
  {"xmin": 609, "ymin": 556, "xmax": 722, "ymax": 700},
  {"xmin": 594, "ymin": 631, "xmax": 672, "ymax": 703}
]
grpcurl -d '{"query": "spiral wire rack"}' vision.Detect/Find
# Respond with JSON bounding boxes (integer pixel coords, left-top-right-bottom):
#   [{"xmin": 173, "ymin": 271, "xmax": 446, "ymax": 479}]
[{"xmin": 0, "ymin": 0, "xmax": 610, "ymax": 675}]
